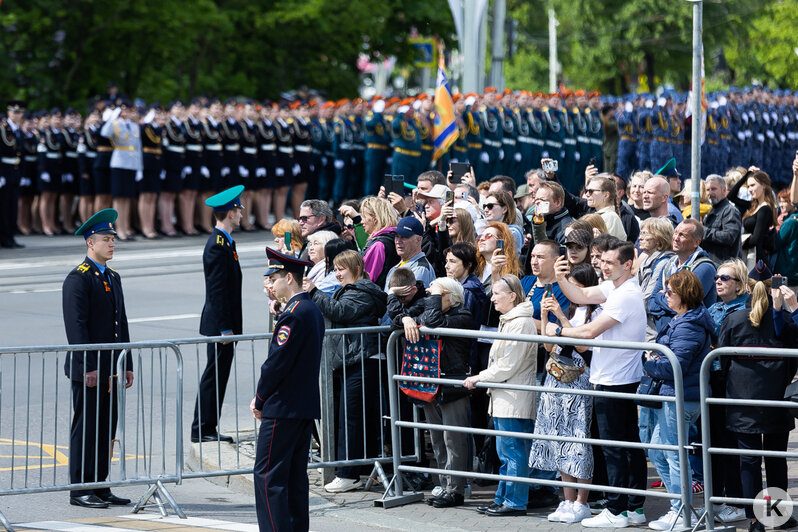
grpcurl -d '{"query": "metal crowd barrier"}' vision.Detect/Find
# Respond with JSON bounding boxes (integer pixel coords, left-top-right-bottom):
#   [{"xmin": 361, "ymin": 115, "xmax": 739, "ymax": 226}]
[
  {"xmin": 380, "ymin": 327, "xmax": 697, "ymax": 526},
  {"xmin": 0, "ymin": 341, "xmax": 183, "ymax": 531},
  {"xmin": 698, "ymin": 346, "xmax": 798, "ymax": 531},
  {"xmin": 170, "ymin": 326, "xmax": 415, "ymax": 486}
]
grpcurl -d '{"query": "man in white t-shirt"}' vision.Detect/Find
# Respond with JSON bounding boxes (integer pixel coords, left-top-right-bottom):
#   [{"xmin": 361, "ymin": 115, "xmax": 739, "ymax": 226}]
[{"xmin": 545, "ymin": 239, "xmax": 647, "ymax": 528}]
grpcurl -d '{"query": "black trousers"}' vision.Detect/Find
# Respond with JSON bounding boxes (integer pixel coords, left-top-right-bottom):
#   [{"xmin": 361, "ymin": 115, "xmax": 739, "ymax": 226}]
[
  {"xmin": 736, "ymin": 431, "xmax": 789, "ymax": 518},
  {"xmin": 254, "ymin": 418, "xmax": 313, "ymax": 532},
  {"xmin": 0, "ymin": 168, "xmax": 18, "ymax": 246},
  {"xmin": 192, "ymin": 341, "xmax": 235, "ymax": 438},
  {"xmin": 70, "ymin": 379, "xmax": 118, "ymax": 497},
  {"xmin": 593, "ymin": 382, "xmax": 647, "ymax": 515},
  {"xmin": 709, "ymin": 372, "xmax": 742, "ymax": 503}
]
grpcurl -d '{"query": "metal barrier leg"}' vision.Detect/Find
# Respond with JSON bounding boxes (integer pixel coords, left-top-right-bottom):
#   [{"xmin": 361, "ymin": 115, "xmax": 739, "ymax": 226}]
[
  {"xmin": 0, "ymin": 510, "xmax": 14, "ymax": 532},
  {"xmin": 131, "ymin": 480, "xmax": 186, "ymax": 519},
  {"xmin": 374, "ymin": 332, "xmax": 423, "ymax": 508}
]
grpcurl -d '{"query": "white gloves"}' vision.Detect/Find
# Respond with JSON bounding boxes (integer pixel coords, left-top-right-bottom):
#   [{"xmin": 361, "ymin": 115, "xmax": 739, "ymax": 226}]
[
  {"xmin": 239, "ymin": 165, "xmax": 249, "ymax": 178},
  {"xmin": 480, "ymin": 152, "xmax": 490, "ymax": 164},
  {"xmin": 135, "ymin": 170, "xmax": 143, "ymax": 182},
  {"xmin": 200, "ymin": 166, "xmax": 210, "ymax": 178}
]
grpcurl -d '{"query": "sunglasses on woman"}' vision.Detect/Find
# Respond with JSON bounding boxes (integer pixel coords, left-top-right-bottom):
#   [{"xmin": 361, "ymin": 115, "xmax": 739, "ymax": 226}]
[
  {"xmin": 482, "ymin": 203, "xmax": 499, "ymax": 210},
  {"xmin": 713, "ymin": 274, "xmax": 739, "ymax": 282}
]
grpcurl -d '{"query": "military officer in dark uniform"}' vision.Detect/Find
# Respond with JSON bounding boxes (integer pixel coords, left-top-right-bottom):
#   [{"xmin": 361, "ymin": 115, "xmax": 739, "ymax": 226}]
[
  {"xmin": 252, "ymin": 247, "xmax": 323, "ymax": 532},
  {"xmin": 192, "ymin": 185, "xmax": 244, "ymax": 443},
  {"xmin": 364, "ymin": 98, "xmax": 391, "ymax": 196},
  {"xmin": 0, "ymin": 99, "xmax": 24, "ymax": 248},
  {"xmin": 62, "ymin": 208, "xmax": 133, "ymax": 508}
]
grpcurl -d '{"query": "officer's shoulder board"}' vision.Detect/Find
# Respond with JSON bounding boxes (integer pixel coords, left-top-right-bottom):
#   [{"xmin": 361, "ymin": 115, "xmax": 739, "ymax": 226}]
[
  {"xmin": 215, "ymin": 234, "xmax": 231, "ymax": 247},
  {"xmin": 76, "ymin": 262, "xmax": 91, "ymax": 274},
  {"xmin": 284, "ymin": 300, "xmax": 300, "ymax": 314}
]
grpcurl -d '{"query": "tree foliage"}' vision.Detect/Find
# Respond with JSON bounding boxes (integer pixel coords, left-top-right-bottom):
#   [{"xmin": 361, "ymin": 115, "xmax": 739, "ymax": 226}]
[{"xmin": 0, "ymin": 0, "xmax": 454, "ymax": 108}]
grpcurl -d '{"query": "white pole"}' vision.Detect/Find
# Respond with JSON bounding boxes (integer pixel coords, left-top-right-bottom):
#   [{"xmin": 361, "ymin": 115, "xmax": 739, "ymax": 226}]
[{"xmin": 489, "ymin": 0, "xmax": 506, "ymax": 89}]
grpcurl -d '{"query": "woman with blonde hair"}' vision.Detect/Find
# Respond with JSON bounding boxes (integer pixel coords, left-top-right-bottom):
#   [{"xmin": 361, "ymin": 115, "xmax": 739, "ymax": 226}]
[
  {"xmin": 636, "ymin": 217, "xmax": 675, "ymax": 340},
  {"xmin": 270, "ymin": 218, "xmax": 305, "ymax": 255},
  {"xmin": 339, "ymin": 196, "xmax": 399, "ymax": 289},
  {"xmin": 579, "ymin": 213, "xmax": 608, "ymax": 238},
  {"xmin": 718, "ymin": 261, "xmax": 797, "ymax": 532}
]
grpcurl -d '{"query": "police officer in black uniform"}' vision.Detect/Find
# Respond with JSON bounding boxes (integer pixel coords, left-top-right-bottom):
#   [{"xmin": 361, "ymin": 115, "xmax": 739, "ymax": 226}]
[
  {"xmin": 252, "ymin": 247, "xmax": 323, "ymax": 532},
  {"xmin": 1, "ymin": 99, "xmax": 25, "ymax": 248},
  {"xmin": 62, "ymin": 208, "xmax": 133, "ymax": 508},
  {"xmin": 191, "ymin": 185, "xmax": 244, "ymax": 443}
]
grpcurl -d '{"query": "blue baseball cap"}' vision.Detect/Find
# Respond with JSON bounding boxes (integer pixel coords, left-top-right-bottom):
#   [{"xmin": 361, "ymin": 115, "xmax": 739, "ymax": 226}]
[{"xmin": 395, "ymin": 216, "xmax": 424, "ymax": 237}]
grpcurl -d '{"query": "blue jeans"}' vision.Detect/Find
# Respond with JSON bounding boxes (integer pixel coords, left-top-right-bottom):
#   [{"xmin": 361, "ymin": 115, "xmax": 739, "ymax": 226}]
[
  {"xmin": 493, "ymin": 417, "xmax": 533, "ymax": 510},
  {"xmin": 648, "ymin": 400, "xmax": 700, "ymax": 509}
]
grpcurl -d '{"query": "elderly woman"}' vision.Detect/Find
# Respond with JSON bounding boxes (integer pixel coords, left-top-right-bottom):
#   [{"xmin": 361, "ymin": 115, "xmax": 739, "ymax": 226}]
[
  {"xmin": 304, "ymin": 250, "xmax": 387, "ymax": 494},
  {"xmin": 305, "ymin": 230, "xmax": 341, "ymax": 294},
  {"xmin": 270, "ymin": 218, "xmax": 305, "ymax": 256},
  {"xmin": 642, "ymin": 270, "xmax": 714, "ymax": 531},
  {"xmin": 399, "ymin": 277, "xmax": 475, "ymax": 508},
  {"xmin": 464, "ymin": 274, "xmax": 537, "ymax": 517},
  {"xmin": 635, "ymin": 217, "xmax": 675, "ymax": 341}
]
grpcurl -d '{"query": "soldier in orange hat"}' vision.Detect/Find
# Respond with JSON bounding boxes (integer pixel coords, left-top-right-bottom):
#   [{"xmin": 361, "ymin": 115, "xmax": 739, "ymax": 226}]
[
  {"xmin": 390, "ymin": 98, "xmax": 421, "ymax": 183},
  {"xmin": 481, "ymin": 87, "xmax": 503, "ymax": 179}
]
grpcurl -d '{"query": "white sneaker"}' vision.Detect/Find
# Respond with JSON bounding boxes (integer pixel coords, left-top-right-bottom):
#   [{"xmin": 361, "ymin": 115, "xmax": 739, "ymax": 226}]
[
  {"xmin": 563, "ymin": 501, "xmax": 592, "ymax": 524},
  {"xmin": 624, "ymin": 508, "xmax": 648, "ymax": 525},
  {"xmin": 324, "ymin": 476, "xmax": 363, "ymax": 493},
  {"xmin": 649, "ymin": 508, "xmax": 684, "ymax": 531},
  {"xmin": 582, "ymin": 508, "xmax": 630, "ymax": 528},
  {"xmin": 713, "ymin": 504, "xmax": 746, "ymax": 523},
  {"xmin": 431, "ymin": 485, "xmax": 444, "ymax": 498},
  {"xmin": 548, "ymin": 500, "xmax": 573, "ymax": 522}
]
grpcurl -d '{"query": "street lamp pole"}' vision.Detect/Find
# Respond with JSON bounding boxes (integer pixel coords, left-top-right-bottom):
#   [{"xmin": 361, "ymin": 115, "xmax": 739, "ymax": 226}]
[{"xmin": 689, "ymin": 0, "xmax": 703, "ymax": 220}]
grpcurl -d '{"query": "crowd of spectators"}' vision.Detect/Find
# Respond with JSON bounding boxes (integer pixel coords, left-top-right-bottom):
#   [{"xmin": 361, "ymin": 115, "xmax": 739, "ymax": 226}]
[{"xmin": 260, "ymin": 152, "xmax": 798, "ymax": 531}]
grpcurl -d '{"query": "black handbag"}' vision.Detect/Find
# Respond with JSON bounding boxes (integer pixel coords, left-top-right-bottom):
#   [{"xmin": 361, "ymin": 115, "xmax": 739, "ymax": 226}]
[{"xmin": 635, "ymin": 373, "xmax": 664, "ymax": 409}]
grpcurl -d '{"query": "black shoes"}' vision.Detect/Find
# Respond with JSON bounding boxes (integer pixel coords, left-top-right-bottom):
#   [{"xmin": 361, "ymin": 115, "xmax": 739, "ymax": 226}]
[
  {"xmin": 477, "ymin": 502, "xmax": 501, "ymax": 514},
  {"xmin": 776, "ymin": 517, "xmax": 798, "ymax": 530},
  {"xmin": 432, "ymin": 492, "xmax": 464, "ymax": 508},
  {"xmin": 69, "ymin": 494, "xmax": 109, "ymax": 508},
  {"xmin": 191, "ymin": 433, "xmax": 234, "ymax": 443},
  {"xmin": 750, "ymin": 519, "xmax": 766, "ymax": 532},
  {"xmin": 485, "ymin": 504, "xmax": 527, "ymax": 516},
  {"xmin": 98, "ymin": 492, "xmax": 131, "ymax": 505},
  {"xmin": 526, "ymin": 490, "xmax": 560, "ymax": 509}
]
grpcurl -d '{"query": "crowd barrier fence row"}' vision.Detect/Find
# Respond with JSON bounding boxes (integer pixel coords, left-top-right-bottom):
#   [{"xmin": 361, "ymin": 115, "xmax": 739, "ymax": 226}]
[{"xmin": 1, "ymin": 327, "xmax": 796, "ymax": 531}]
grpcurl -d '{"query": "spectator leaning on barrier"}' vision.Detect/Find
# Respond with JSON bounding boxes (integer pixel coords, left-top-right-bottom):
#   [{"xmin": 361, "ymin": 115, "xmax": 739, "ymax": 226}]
[
  {"xmin": 648, "ymin": 219, "xmax": 717, "ymax": 334},
  {"xmin": 642, "ymin": 270, "xmax": 713, "ymax": 531},
  {"xmin": 305, "ymin": 249, "xmax": 388, "ymax": 494},
  {"xmin": 464, "ymin": 274, "xmax": 538, "ymax": 517},
  {"xmin": 718, "ymin": 261, "xmax": 798, "ymax": 532},
  {"xmin": 547, "ymin": 240, "xmax": 647, "ymax": 528},
  {"xmin": 400, "ymin": 278, "xmax": 474, "ymax": 509},
  {"xmin": 702, "ymin": 174, "xmax": 743, "ymax": 264}
]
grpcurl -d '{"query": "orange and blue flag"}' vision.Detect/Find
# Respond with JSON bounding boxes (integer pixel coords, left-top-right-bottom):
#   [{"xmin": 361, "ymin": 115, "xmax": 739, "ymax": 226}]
[{"xmin": 432, "ymin": 55, "xmax": 458, "ymax": 162}]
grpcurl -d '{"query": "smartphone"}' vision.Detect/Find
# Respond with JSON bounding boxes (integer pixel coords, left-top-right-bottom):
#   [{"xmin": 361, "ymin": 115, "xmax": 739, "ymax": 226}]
[
  {"xmin": 450, "ymin": 162, "xmax": 470, "ymax": 184},
  {"xmin": 284, "ymin": 231, "xmax": 292, "ymax": 249},
  {"xmin": 543, "ymin": 159, "xmax": 559, "ymax": 173},
  {"xmin": 414, "ymin": 202, "xmax": 425, "ymax": 217},
  {"xmin": 391, "ymin": 175, "xmax": 405, "ymax": 196},
  {"xmin": 772, "ymin": 276, "xmax": 785, "ymax": 289},
  {"xmin": 588, "ymin": 157, "xmax": 597, "ymax": 168},
  {"xmin": 461, "ymin": 191, "xmax": 469, "ymax": 202},
  {"xmin": 496, "ymin": 239, "xmax": 504, "ymax": 252},
  {"xmin": 543, "ymin": 282, "xmax": 553, "ymax": 298},
  {"xmin": 537, "ymin": 201, "xmax": 550, "ymax": 215},
  {"xmin": 559, "ymin": 244, "xmax": 568, "ymax": 257},
  {"xmin": 383, "ymin": 174, "xmax": 393, "ymax": 195},
  {"xmin": 445, "ymin": 189, "xmax": 454, "ymax": 204}
]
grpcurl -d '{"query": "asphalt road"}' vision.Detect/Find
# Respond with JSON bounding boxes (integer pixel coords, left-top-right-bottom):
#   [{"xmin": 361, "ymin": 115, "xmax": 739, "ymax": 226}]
[{"xmin": 0, "ymin": 232, "xmax": 283, "ymax": 528}]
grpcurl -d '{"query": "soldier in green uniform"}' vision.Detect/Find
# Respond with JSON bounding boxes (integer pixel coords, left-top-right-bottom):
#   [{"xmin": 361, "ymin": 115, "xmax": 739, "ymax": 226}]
[
  {"xmin": 332, "ymin": 100, "xmax": 354, "ymax": 204},
  {"xmin": 499, "ymin": 89, "xmax": 520, "ymax": 180},
  {"xmin": 463, "ymin": 94, "xmax": 484, "ymax": 171},
  {"xmin": 480, "ymin": 87, "xmax": 503, "ymax": 179},
  {"xmin": 416, "ymin": 95, "xmax": 434, "ymax": 177},
  {"xmin": 448, "ymin": 94, "xmax": 469, "ymax": 164}
]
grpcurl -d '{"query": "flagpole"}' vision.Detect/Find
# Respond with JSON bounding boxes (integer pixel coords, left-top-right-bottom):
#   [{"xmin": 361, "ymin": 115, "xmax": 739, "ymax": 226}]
[{"xmin": 689, "ymin": 0, "xmax": 703, "ymax": 220}]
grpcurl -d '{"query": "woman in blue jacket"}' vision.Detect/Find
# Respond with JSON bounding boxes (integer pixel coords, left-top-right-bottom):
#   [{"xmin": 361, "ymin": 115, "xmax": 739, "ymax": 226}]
[{"xmin": 642, "ymin": 269, "xmax": 714, "ymax": 531}]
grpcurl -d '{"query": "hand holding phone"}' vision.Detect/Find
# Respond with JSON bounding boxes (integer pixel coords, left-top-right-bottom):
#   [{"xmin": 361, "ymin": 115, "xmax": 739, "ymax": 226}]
[
  {"xmin": 542, "ymin": 159, "xmax": 559, "ymax": 173},
  {"xmin": 559, "ymin": 244, "xmax": 568, "ymax": 258},
  {"xmin": 772, "ymin": 275, "xmax": 785, "ymax": 289},
  {"xmin": 496, "ymin": 239, "xmax": 505, "ymax": 253},
  {"xmin": 543, "ymin": 282, "xmax": 553, "ymax": 298},
  {"xmin": 450, "ymin": 162, "xmax": 470, "ymax": 184}
]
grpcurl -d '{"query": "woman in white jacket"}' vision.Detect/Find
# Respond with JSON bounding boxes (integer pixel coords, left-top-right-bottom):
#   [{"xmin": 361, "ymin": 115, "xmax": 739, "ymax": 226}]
[{"xmin": 464, "ymin": 274, "xmax": 537, "ymax": 517}]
